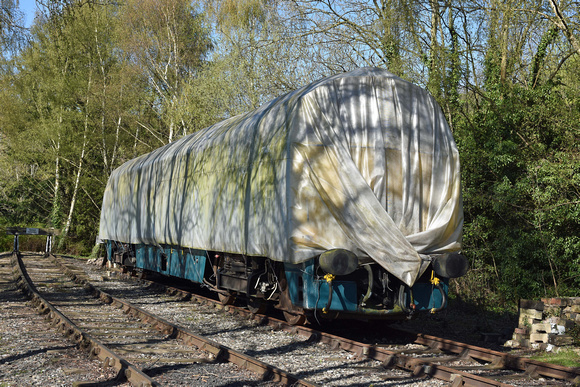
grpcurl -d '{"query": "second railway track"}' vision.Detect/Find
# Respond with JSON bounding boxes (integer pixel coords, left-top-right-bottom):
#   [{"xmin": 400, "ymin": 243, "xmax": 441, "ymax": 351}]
[{"xmin": 9, "ymin": 252, "xmax": 580, "ymax": 386}]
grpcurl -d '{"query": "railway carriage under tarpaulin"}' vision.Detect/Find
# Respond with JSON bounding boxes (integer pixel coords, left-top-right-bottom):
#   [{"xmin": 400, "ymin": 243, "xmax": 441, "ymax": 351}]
[{"xmin": 99, "ymin": 67, "xmax": 467, "ymax": 323}]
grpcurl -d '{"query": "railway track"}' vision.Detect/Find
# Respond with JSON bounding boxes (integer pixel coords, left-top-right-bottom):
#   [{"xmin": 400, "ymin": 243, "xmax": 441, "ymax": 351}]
[
  {"xmin": 10, "ymin": 252, "xmax": 309, "ymax": 386},
  {"xmin": 0, "ymin": 253, "xmax": 123, "ymax": 385},
  {"xmin": 90, "ymin": 257, "xmax": 580, "ymax": 386},
  {"xmin": 8, "ymin": 252, "xmax": 580, "ymax": 386}
]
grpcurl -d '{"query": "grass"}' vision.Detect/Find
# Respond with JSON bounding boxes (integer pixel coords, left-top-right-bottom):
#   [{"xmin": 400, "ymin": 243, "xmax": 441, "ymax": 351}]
[{"xmin": 530, "ymin": 348, "xmax": 580, "ymax": 368}]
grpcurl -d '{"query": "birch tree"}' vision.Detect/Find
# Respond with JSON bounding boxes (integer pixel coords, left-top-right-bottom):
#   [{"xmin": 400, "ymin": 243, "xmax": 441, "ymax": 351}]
[{"xmin": 118, "ymin": 0, "xmax": 212, "ymax": 143}]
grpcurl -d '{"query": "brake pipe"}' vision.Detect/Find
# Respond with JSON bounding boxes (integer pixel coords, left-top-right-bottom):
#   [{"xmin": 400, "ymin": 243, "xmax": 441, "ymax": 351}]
[{"xmin": 322, "ymin": 273, "xmax": 335, "ymax": 313}]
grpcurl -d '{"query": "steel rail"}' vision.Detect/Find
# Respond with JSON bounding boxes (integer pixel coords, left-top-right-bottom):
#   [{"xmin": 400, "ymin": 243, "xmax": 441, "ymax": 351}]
[
  {"xmin": 411, "ymin": 332, "xmax": 580, "ymax": 383},
  {"xmin": 110, "ymin": 266, "xmax": 517, "ymax": 386},
  {"xmin": 312, "ymin": 331, "xmax": 512, "ymax": 387},
  {"xmin": 51, "ymin": 254, "xmax": 317, "ymax": 387},
  {"xmin": 214, "ymin": 283, "xmax": 580, "ymax": 385},
  {"xmin": 11, "ymin": 253, "xmax": 157, "ymax": 387}
]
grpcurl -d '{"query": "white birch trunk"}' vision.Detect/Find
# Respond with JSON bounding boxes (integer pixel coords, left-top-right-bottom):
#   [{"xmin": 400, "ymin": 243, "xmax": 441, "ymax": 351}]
[{"xmin": 61, "ymin": 72, "xmax": 92, "ymax": 241}]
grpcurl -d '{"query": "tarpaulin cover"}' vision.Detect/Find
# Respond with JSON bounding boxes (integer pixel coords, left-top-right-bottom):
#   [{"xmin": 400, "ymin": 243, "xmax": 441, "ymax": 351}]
[{"xmin": 99, "ymin": 68, "xmax": 463, "ymax": 286}]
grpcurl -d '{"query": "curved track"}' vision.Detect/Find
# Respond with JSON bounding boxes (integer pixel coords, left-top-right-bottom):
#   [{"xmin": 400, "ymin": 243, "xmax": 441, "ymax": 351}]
[{"xmin": 11, "ymin": 252, "xmax": 312, "ymax": 386}]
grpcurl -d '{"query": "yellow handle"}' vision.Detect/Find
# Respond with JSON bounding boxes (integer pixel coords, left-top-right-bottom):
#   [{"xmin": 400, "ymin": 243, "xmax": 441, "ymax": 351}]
[
  {"xmin": 324, "ymin": 273, "xmax": 335, "ymax": 283},
  {"xmin": 430, "ymin": 270, "xmax": 440, "ymax": 285}
]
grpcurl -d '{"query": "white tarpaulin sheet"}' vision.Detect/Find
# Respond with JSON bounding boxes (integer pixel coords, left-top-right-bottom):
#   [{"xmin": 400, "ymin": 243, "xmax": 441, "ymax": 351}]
[{"xmin": 99, "ymin": 68, "xmax": 463, "ymax": 286}]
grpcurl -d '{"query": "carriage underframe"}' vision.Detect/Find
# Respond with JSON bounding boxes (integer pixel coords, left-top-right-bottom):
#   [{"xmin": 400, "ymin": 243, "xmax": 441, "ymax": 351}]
[{"xmin": 105, "ymin": 240, "xmax": 451, "ymax": 324}]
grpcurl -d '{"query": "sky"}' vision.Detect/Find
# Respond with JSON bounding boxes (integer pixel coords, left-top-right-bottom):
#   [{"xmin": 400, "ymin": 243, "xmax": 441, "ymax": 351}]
[{"xmin": 18, "ymin": 0, "xmax": 39, "ymax": 28}]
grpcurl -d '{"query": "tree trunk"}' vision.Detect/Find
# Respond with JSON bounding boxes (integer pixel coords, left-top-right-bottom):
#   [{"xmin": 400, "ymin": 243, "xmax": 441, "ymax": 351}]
[
  {"xmin": 60, "ymin": 71, "xmax": 92, "ymax": 248},
  {"xmin": 548, "ymin": 0, "xmax": 580, "ymax": 55},
  {"xmin": 428, "ymin": 0, "xmax": 440, "ymax": 97},
  {"xmin": 60, "ymin": 125, "xmax": 87, "ymax": 248},
  {"xmin": 51, "ymin": 135, "xmax": 61, "ymax": 228}
]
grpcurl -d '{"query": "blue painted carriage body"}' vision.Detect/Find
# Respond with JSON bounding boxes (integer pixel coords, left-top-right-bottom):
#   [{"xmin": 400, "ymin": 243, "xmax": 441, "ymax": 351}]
[
  {"xmin": 271, "ymin": 258, "xmax": 447, "ymax": 313},
  {"xmin": 411, "ymin": 281, "xmax": 448, "ymax": 311},
  {"xmin": 107, "ymin": 240, "xmax": 206, "ymax": 284},
  {"xmin": 284, "ymin": 259, "xmax": 358, "ymax": 312},
  {"xmin": 136, "ymin": 244, "xmax": 207, "ymax": 284},
  {"xmin": 105, "ymin": 241, "xmax": 113, "ymax": 264}
]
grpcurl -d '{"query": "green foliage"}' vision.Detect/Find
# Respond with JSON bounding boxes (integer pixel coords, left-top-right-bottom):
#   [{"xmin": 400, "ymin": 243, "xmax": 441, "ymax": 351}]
[
  {"xmin": 118, "ymin": 0, "xmax": 213, "ymax": 141},
  {"xmin": 0, "ymin": 234, "xmax": 13, "ymax": 252},
  {"xmin": 456, "ymin": 65, "xmax": 580, "ymax": 305},
  {"xmin": 0, "ymin": 0, "xmax": 214, "ymax": 253},
  {"xmin": 208, "ymin": 0, "xmax": 269, "ymax": 31},
  {"xmin": 569, "ymin": 324, "xmax": 580, "ymax": 346}
]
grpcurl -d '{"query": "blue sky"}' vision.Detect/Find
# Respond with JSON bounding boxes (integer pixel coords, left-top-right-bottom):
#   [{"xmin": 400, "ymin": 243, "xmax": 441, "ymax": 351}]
[{"xmin": 18, "ymin": 0, "xmax": 39, "ymax": 28}]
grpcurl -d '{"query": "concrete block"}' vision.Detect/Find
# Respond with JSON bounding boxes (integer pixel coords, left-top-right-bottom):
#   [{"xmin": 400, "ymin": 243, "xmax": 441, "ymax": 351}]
[
  {"xmin": 547, "ymin": 298, "xmax": 569, "ymax": 306},
  {"xmin": 560, "ymin": 318, "xmax": 576, "ymax": 329},
  {"xmin": 512, "ymin": 332, "xmax": 529, "ymax": 341},
  {"xmin": 519, "ymin": 315, "xmax": 542, "ymax": 328},
  {"xmin": 530, "ymin": 333, "xmax": 552, "ymax": 343},
  {"xmin": 514, "ymin": 327, "xmax": 529, "ymax": 335},
  {"xmin": 544, "ymin": 305, "xmax": 563, "ymax": 317},
  {"xmin": 520, "ymin": 299, "xmax": 544, "ymax": 311},
  {"xmin": 550, "ymin": 335, "xmax": 575, "ymax": 346},
  {"xmin": 531, "ymin": 322, "xmax": 553, "ymax": 334},
  {"xmin": 520, "ymin": 308, "xmax": 543, "ymax": 319}
]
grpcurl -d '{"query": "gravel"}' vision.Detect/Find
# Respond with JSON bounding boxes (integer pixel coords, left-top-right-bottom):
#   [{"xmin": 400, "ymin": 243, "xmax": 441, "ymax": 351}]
[
  {"xmin": 0, "ymin": 254, "xmax": 125, "ymax": 387},
  {"xmin": 19, "ymin": 253, "xmax": 274, "ymax": 387}
]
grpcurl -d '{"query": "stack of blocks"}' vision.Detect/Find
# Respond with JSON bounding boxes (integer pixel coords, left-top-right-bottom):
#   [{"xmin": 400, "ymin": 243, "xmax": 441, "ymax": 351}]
[{"xmin": 506, "ymin": 298, "xmax": 580, "ymax": 349}]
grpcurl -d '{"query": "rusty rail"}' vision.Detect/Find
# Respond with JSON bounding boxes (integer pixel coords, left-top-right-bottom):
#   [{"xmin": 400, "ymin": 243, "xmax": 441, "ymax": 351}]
[
  {"xmin": 11, "ymin": 252, "xmax": 156, "ymax": 386},
  {"xmin": 51, "ymin": 254, "xmax": 316, "ymax": 387},
  {"xmin": 412, "ymin": 332, "xmax": 580, "ymax": 383},
  {"xmin": 110, "ymin": 264, "xmax": 518, "ymax": 386}
]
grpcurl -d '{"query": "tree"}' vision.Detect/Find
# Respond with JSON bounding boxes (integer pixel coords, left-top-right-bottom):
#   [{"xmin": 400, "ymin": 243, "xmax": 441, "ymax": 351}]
[
  {"xmin": 0, "ymin": 0, "xmax": 25, "ymax": 60},
  {"xmin": 118, "ymin": 0, "xmax": 212, "ymax": 143},
  {"xmin": 453, "ymin": 0, "xmax": 580, "ymax": 302},
  {"xmin": 0, "ymin": 1, "xmax": 138, "ymax": 251},
  {"xmin": 281, "ymin": 0, "xmax": 580, "ymax": 302},
  {"xmin": 1, "ymin": 0, "xmax": 217, "ymax": 252}
]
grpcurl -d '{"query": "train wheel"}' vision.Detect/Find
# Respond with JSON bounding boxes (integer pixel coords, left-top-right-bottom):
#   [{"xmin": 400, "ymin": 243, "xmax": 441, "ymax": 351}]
[
  {"xmin": 218, "ymin": 291, "xmax": 236, "ymax": 305},
  {"xmin": 247, "ymin": 298, "xmax": 267, "ymax": 314},
  {"xmin": 283, "ymin": 310, "xmax": 306, "ymax": 325}
]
